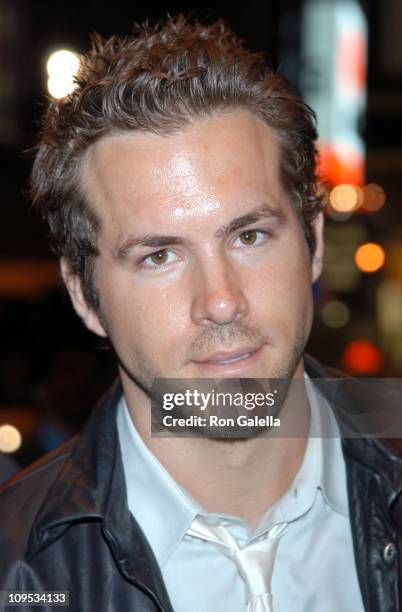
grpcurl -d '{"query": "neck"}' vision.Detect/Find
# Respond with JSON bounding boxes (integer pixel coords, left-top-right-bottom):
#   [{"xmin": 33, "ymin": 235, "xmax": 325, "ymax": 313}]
[{"xmin": 121, "ymin": 369, "xmax": 310, "ymax": 530}]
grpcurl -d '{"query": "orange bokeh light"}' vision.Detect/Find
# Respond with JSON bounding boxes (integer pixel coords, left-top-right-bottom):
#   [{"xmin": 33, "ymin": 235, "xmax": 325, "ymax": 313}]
[
  {"xmin": 342, "ymin": 340, "xmax": 384, "ymax": 375},
  {"xmin": 354, "ymin": 243, "xmax": 385, "ymax": 273},
  {"xmin": 362, "ymin": 184, "xmax": 386, "ymax": 212}
]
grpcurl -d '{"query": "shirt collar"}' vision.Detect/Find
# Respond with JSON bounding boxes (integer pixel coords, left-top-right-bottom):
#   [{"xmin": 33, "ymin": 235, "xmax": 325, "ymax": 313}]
[
  {"xmin": 254, "ymin": 373, "xmax": 348, "ymax": 534},
  {"xmin": 305, "ymin": 373, "xmax": 349, "ymax": 517},
  {"xmin": 117, "ymin": 396, "xmax": 201, "ymax": 567}
]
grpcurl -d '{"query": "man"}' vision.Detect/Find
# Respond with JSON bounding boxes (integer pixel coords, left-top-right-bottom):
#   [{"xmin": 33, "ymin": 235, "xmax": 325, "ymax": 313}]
[{"xmin": 0, "ymin": 15, "xmax": 401, "ymax": 612}]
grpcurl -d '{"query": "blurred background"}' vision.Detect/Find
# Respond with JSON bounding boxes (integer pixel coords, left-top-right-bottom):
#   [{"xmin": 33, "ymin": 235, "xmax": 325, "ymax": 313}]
[{"xmin": 0, "ymin": 0, "xmax": 401, "ymax": 469}]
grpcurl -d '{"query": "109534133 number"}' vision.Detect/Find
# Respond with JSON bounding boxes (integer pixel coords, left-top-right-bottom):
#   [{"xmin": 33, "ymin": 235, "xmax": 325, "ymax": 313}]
[{"xmin": 0, "ymin": 591, "xmax": 69, "ymax": 607}]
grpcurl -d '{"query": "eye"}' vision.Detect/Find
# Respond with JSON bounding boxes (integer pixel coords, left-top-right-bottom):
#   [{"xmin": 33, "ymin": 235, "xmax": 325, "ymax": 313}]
[
  {"xmin": 140, "ymin": 249, "xmax": 177, "ymax": 269},
  {"xmin": 234, "ymin": 230, "xmax": 268, "ymax": 248},
  {"xmin": 149, "ymin": 250, "xmax": 169, "ymax": 265}
]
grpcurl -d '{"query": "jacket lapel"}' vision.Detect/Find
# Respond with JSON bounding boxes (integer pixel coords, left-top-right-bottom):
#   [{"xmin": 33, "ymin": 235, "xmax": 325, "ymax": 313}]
[{"xmin": 27, "ymin": 379, "xmax": 174, "ymax": 612}]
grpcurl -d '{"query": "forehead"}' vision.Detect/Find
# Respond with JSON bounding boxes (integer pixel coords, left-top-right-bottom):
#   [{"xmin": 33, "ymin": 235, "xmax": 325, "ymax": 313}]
[{"xmin": 82, "ymin": 110, "xmax": 289, "ymax": 235}]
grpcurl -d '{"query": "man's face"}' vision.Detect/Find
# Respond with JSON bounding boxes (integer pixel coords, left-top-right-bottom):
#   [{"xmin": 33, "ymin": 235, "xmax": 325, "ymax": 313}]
[{"xmin": 67, "ymin": 110, "xmax": 323, "ymax": 396}]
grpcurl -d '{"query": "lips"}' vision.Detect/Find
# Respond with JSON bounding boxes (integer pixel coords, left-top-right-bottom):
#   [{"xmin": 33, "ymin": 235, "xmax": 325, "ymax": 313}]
[
  {"xmin": 194, "ymin": 346, "xmax": 260, "ymax": 365},
  {"xmin": 209, "ymin": 352, "xmax": 252, "ymax": 365}
]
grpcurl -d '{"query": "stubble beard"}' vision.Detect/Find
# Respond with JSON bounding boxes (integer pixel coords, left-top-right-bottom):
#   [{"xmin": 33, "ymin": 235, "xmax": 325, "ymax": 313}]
[{"xmin": 112, "ymin": 322, "xmax": 308, "ymax": 442}]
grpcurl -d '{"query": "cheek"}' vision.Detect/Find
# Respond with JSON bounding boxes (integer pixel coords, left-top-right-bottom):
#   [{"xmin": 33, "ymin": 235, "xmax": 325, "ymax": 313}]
[
  {"xmin": 248, "ymin": 258, "xmax": 314, "ymax": 330},
  {"xmin": 98, "ymin": 270, "xmax": 189, "ymax": 349},
  {"xmin": 147, "ymin": 289, "xmax": 190, "ymax": 343}
]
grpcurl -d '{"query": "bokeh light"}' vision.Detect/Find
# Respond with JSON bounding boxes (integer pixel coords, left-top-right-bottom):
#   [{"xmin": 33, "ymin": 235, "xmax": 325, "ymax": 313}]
[
  {"xmin": 0, "ymin": 424, "xmax": 22, "ymax": 453},
  {"xmin": 329, "ymin": 184, "xmax": 363, "ymax": 213},
  {"xmin": 354, "ymin": 243, "xmax": 385, "ymax": 273},
  {"xmin": 46, "ymin": 49, "xmax": 80, "ymax": 99},
  {"xmin": 342, "ymin": 340, "xmax": 384, "ymax": 375},
  {"xmin": 361, "ymin": 183, "xmax": 386, "ymax": 212},
  {"xmin": 321, "ymin": 300, "xmax": 350, "ymax": 328}
]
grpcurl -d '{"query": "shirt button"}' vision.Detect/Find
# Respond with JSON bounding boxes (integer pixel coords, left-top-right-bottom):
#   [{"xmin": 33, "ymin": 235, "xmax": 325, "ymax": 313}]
[{"xmin": 383, "ymin": 542, "xmax": 397, "ymax": 563}]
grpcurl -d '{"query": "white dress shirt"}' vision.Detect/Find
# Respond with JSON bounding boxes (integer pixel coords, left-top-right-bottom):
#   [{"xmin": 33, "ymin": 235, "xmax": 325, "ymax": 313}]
[{"xmin": 117, "ymin": 375, "xmax": 365, "ymax": 611}]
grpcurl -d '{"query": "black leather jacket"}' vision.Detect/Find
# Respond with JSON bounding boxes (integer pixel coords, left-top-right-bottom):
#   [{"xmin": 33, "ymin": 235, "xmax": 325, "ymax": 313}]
[{"xmin": 0, "ymin": 357, "xmax": 401, "ymax": 612}]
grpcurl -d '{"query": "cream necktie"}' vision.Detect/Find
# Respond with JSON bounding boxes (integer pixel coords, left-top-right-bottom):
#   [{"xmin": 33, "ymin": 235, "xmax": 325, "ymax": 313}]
[{"xmin": 188, "ymin": 516, "xmax": 288, "ymax": 612}]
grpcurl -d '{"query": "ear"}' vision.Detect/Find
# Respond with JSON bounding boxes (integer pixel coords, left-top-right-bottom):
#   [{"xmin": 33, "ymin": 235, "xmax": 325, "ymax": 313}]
[
  {"xmin": 60, "ymin": 258, "xmax": 107, "ymax": 338},
  {"xmin": 311, "ymin": 211, "xmax": 324, "ymax": 283}
]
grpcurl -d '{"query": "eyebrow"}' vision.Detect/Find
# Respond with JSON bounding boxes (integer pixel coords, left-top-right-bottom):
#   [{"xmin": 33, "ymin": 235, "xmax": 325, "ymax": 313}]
[{"xmin": 114, "ymin": 203, "xmax": 286, "ymax": 260}]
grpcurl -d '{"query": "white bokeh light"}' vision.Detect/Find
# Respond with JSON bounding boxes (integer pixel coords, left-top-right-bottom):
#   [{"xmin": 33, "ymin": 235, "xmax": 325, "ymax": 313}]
[
  {"xmin": 46, "ymin": 49, "xmax": 80, "ymax": 99},
  {"xmin": 0, "ymin": 424, "xmax": 22, "ymax": 453}
]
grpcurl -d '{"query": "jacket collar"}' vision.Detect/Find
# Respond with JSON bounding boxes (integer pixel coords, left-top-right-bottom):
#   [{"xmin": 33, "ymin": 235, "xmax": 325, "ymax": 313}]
[{"xmin": 27, "ymin": 378, "xmax": 173, "ymax": 612}]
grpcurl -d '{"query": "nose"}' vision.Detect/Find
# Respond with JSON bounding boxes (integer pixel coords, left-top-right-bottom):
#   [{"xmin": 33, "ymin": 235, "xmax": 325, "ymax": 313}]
[{"xmin": 190, "ymin": 256, "xmax": 249, "ymax": 327}]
